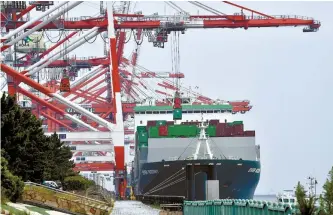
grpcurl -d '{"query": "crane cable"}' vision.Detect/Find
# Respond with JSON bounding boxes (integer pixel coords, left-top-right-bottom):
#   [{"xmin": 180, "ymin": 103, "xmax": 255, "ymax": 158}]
[
  {"xmin": 189, "ymin": 1, "xmax": 226, "ymax": 16},
  {"xmin": 171, "ymin": 31, "xmax": 181, "ymax": 92},
  {"xmin": 164, "ymin": 1, "xmax": 182, "ymax": 13},
  {"xmin": 168, "ymin": 1, "xmax": 188, "ymax": 14},
  {"xmin": 132, "ymin": 62, "xmax": 210, "ymax": 102},
  {"xmin": 127, "ymin": 66, "xmax": 164, "ymax": 101}
]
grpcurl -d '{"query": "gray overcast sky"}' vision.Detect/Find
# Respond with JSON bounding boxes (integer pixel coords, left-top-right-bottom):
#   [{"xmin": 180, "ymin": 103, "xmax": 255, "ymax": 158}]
[{"xmin": 14, "ymin": 1, "xmax": 333, "ymax": 195}]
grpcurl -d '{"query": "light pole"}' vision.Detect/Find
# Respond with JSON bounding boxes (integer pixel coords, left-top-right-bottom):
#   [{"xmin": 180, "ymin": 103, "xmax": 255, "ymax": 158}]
[{"xmin": 307, "ymin": 176, "xmax": 318, "ymax": 197}]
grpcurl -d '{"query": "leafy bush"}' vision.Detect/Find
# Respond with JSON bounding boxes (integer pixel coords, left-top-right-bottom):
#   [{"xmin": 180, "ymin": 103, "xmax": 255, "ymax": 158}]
[
  {"xmin": 1, "ymin": 154, "xmax": 24, "ymax": 202},
  {"xmin": 63, "ymin": 175, "xmax": 95, "ymax": 191}
]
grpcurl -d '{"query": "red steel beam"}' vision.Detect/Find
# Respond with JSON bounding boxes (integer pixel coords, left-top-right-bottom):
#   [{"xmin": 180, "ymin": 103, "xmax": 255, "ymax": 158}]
[
  {"xmin": 1, "ymin": 64, "xmax": 102, "ymax": 130},
  {"xmin": 71, "ymin": 79, "xmax": 106, "ymax": 102},
  {"xmin": 81, "ymin": 86, "xmax": 107, "ymax": 104},
  {"xmin": 69, "ymin": 89, "xmax": 108, "ymax": 105},
  {"xmin": 117, "ymin": 31, "xmax": 126, "ymax": 63},
  {"xmin": 73, "ymin": 163, "xmax": 114, "ymax": 171},
  {"xmin": 78, "ymin": 90, "xmax": 107, "ymax": 102},
  {"xmin": 90, "ymin": 87, "xmax": 103, "ymax": 93},
  {"xmin": 40, "ymin": 111, "xmax": 75, "ymax": 131},
  {"xmin": 17, "ymin": 87, "xmax": 71, "ymax": 121},
  {"xmin": 17, "ymin": 4, "xmax": 37, "ymax": 20},
  {"xmin": 62, "ymin": 68, "xmax": 107, "ymax": 98},
  {"xmin": 155, "ymin": 90, "xmax": 172, "ymax": 97},
  {"xmin": 75, "ymin": 90, "xmax": 108, "ymax": 103}
]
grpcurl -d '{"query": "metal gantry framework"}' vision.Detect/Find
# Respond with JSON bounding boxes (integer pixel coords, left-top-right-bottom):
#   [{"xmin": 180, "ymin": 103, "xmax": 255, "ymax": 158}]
[{"xmin": 0, "ymin": 1, "xmax": 321, "ymax": 197}]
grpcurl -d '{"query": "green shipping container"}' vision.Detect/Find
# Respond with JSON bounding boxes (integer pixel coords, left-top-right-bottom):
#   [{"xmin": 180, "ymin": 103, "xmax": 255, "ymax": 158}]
[
  {"xmin": 183, "ymin": 199, "xmax": 298, "ymax": 215},
  {"xmin": 156, "ymin": 120, "xmax": 167, "ymax": 126},
  {"xmin": 233, "ymin": 121, "xmax": 243, "ymax": 125},
  {"xmin": 206, "ymin": 126, "xmax": 216, "ymax": 137},
  {"xmin": 137, "ymin": 126, "xmax": 147, "ymax": 132},
  {"xmin": 168, "ymin": 125, "xmax": 197, "ymax": 137},
  {"xmin": 197, "ymin": 126, "xmax": 216, "ymax": 137},
  {"xmin": 183, "ymin": 125, "xmax": 197, "ymax": 137},
  {"xmin": 168, "ymin": 125, "xmax": 177, "ymax": 137},
  {"xmin": 138, "ymin": 142, "xmax": 148, "ymax": 148},
  {"xmin": 138, "ymin": 132, "xmax": 148, "ymax": 143},
  {"xmin": 196, "ymin": 127, "xmax": 201, "ymax": 135},
  {"xmin": 173, "ymin": 108, "xmax": 182, "ymax": 120},
  {"xmin": 149, "ymin": 126, "xmax": 159, "ymax": 138}
]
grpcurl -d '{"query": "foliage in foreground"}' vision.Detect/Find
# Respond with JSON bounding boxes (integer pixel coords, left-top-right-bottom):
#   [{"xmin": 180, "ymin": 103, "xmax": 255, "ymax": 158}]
[
  {"xmin": 1, "ymin": 93, "xmax": 77, "ymax": 201},
  {"xmin": 1, "ymin": 153, "xmax": 24, "ymax": 202},
  {"xmin": 295, "ymin": 181, "xmax": 317, "ymax": 215},
  {"xmin": 63, "ymin": 175, "xmax": 95, "ymax": 191},
  {"xmin": 318, "ymin": 166, "xmax": 333, "ymax": 215},
  {"xmin": 295, "ymin": 166, "xmax": 333, "ymax": 215}
]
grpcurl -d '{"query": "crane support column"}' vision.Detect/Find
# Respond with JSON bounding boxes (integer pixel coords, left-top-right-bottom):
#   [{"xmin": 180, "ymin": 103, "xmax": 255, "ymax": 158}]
[{"xmin": 107, "ymin": 1, "xmax": 125, "ymax": 198}]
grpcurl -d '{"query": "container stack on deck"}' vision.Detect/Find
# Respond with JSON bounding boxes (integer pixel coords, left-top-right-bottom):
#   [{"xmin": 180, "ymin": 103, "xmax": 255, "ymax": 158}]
[
  {"xmin": 136, "ymin": 126, "xmax": 148, "ymax": 149},
  {"xmin": 135, "ymin": 119, "xmax": 255, "ymax": 150}
]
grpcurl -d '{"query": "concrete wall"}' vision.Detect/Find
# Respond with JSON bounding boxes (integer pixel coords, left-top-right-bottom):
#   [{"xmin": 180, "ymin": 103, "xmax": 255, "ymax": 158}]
[{"xmin": 147, "ymin": 137, "xmax": 257, "ymax": 162}]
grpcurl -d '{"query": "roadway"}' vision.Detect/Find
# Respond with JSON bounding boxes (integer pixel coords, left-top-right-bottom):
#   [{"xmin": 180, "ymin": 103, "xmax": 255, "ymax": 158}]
[{"xmin": 111, "ymin": 201, "xmax": 160, "ymax": 215}]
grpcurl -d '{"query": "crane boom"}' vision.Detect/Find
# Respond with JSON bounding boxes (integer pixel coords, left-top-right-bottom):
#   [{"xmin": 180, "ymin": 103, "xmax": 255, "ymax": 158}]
[{"xmin": 2, "ymin": 14, "xmax": 320, "ymax": 32}]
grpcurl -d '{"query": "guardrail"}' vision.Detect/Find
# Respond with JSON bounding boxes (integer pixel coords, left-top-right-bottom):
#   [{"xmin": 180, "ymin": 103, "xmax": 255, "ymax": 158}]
[
  {"xmin": 23, "ymin": 182, "xmax": 113, "ymax": 215},
  {"xmin": 90, "ymin": 185, "xmax": 115, "ymax": 205},
  {"xmin": 24, "ymin": 182, "xmax": 108, "ymax": 205},
  {"xmin": 183, "ymin": 199, "xmax": 323, "ymax": 215}
]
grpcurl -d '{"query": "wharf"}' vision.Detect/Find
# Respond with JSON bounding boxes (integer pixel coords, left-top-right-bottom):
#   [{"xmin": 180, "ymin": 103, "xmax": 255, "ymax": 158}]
[{"xmin": 111, "ymin": 201, "xmax": 160, "ymax": 215}]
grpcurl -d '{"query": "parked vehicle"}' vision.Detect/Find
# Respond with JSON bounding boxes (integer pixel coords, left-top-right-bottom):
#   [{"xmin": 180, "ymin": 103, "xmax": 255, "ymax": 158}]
[{"xmin": 42, "ymin": 181, "xmax": 62, "ymax": 190}]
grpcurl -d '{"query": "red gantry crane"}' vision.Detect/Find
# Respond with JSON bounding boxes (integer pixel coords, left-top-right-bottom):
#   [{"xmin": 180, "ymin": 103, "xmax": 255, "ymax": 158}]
[{"xmin": 0, "ymin": 1, "xmax": 320, "ymax": 198}]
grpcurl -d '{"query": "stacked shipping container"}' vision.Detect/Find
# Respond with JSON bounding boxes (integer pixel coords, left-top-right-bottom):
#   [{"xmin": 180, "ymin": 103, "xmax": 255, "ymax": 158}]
[
  {"xmin": 136, "ymin": 126, "xmax": 149, "ymax": 149},
  {"xmin": 137, "ymin": 120, "xmax": 255, "ymax": 146}
]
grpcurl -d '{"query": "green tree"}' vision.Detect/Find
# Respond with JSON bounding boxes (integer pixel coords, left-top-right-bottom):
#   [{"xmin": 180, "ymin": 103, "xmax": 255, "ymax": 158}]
[
  {"xmin": 1, "ymin": 93, "xmax": 49, "ymax": 182},
  {"xmin": 1, "ymin": 93, "xmax": 76, "ymax": 184},
  {"xmin": 43, "ymin": 133, "xmax": 75, "ymax": 184},
  {"xmin": 1, "ymin": 91, "xmax": 16, "ymax": 114},
  {"xmin": 295, "ymin": 181, "xmax": 317, "ymax": 215},
  {"xmin": 319, "ymin": 166, "xmax": 333, "ymax": 215},
  {"xmin": 1, "ymin": 150, "xmax": 24, "ymax": 202}
]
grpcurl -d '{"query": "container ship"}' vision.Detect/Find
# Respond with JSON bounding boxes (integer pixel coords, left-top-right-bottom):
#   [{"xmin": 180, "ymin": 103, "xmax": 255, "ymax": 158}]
[{"xmin": 131, "ymin": 98, "xmax": 261, "ymax": 200}]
